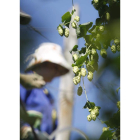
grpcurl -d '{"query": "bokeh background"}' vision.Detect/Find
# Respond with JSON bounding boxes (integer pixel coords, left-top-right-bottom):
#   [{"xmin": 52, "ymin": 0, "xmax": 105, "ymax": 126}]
[{"xmin": 20, "ymin": 0, "xmax": 120, "ymax": 139}]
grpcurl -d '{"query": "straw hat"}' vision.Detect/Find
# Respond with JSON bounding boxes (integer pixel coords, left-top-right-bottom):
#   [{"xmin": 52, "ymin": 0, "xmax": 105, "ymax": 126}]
[{"xmin": 25, "ymin": 43, "xmax": 71, "ymax": 76}]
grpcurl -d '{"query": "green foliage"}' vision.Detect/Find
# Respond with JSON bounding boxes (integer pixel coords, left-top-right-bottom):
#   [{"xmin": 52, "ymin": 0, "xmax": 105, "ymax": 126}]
[
  {"xmin": 83, "ymin": 101, "xmax": 95, "ymax": 109},
  {"xmin": 61, "ymin": 11, "xmax": 72, "ymax": 27},
  {"xmin": 99, "ymin": 130, "xmax": 114, "ymax": 140},
  {"xmin": 70, "ymin": 45, "xmax": 78, "ymax": 54}
]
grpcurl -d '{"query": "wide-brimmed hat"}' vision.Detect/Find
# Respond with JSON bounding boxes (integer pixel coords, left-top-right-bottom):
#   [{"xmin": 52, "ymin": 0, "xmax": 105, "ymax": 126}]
[
  {"xmin": 20, "ymin": 9, "xmax": 31, "ymax": 25},
  {"xmin": 25, "ymin": 43, "xmax": 71, "ymax": 76}
]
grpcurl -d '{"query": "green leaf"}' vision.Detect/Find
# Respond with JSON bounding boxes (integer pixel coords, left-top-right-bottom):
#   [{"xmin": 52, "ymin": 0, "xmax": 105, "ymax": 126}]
[
  {"xmin": 77, "ymin": 22, "xmax": 93, "ymax": 38},
  {"xmin": 88, "ymin": 60, "xmax": 95, "ymax": 66},
  {"xmin": 70, "ymin": 45, "xmax": 78, "ymax": 54},
  {"xmin": 61, "ymin": 12, "xmax": 72, "ymax": 27},
  {"xmin": 116, "ymin": 87, "xmax": 120, "ymax": 94},
  {"xmin": 84, "ymin": 35, "xmax": 94, "ymax": 44},
  {"xmin": 104, "ymin": 110, "xmax": 120, "ymax": 129},
  {"xmin": 83, "ymin": 101, "xmax": 95, "ymax": 109},
  {"xmin": 75, "ymin": 53, "xmax": 88, "ymax": 66},
  {"xmin": 79, "ymin": 47, "xmax": 86, "ymax": 54},
  {"xmin": 96, "ymin": 18, "xmax": 102, "ymax": 25},
  {"xmin": 99, "ymin": 130, "xmax": 114, "ymax": 140},
  {"xmin": 71, "ymin": 9, "xmax": 76, "ymax": 15},
  {"xmin": 88, "ymin": 25, "xmax": 96, "ymax": 33}
]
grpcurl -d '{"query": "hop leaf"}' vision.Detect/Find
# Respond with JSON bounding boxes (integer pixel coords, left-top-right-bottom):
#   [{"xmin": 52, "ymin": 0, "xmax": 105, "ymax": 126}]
[
  {"xmin": 74, "ymin": 16, "xmax": 80, "ymax": 22},
  {"xmin": 103, "ymin": 44, "xmax": 108, "ymax": 49},
  {"xmin": 116, "ymin": 45, "xmax": 120, "ymax": 51},
  {"xmin": 102, "ymin": 127, "xmax": 110, "ymax": 132},
  {"xmin": 99, "ymin": 26, "xmax": 104, "ymax": 32},
  {"xmin": 73, "ymin": 54, "xmax": 79, "ymax": 61},
  {"xmin": 100, "ymin": 49, "xmax": 107, "ymax": 58},
  {"xmin": 81, "ymin": 68, "xmax": 86, "ymax": 77},
  {"xmin": 86, "ymin": 64, "xmax": 95, "ymax": 73},
  {"xmin": 57, "ymin": 26, "xmax": 63, "ymax": 36},
  {"xmin": 71, "ymin": 22, "xmax": 77, "ymax": 29},
  {"xmin": 111, "ymin": 45, "xmax": 117, "ymax": 53},
  {"xmin": 73, "ymin": 66, "xmax": 79, "ymax": 74},
  {"xmin": 77, "ymin": 86, "xmax": 83, "ymax": 96},
  {"xmin": 64, "ymin": 28, "xmax": 69, "ymax": 38},
  {"xmin": 87, "ymin": 114, "xmax": 92, "ymax": 122},
  {"xmin": 87, "ymin": 71, "xmax": 93, "ymax": 81}
]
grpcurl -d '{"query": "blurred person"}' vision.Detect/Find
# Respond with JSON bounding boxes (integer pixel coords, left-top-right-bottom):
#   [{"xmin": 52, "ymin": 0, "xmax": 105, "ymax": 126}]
[
  {"xmin": 20, "ymin": 42, "xmax": 70, "ymax": 140},
  {"xmin": 20, "ymin": 9, "xmax": 46, "ymax": 89}
]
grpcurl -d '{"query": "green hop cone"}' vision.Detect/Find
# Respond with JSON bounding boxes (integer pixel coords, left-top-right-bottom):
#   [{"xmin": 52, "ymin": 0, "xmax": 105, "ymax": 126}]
[
  {"xmin": 94, "ymin": 0, "xmax": 98, "ymax": 4},
  {"xmin": 74, "ymin": 16, "xmax": 80, "ymax": 22},
  {"xmin": 87, "ymin": 71, "xmax": 93, "ymax": 81},
  {"xmin": 71, "ymin": 22, "xmax": 77, "ymax": 29},
  {"xmin": 102, "ymin": 127, "xmax": 110, "ymax": 132},
  {"xmin": 77, "ymin": 86, "xmax": 83, "ymax": 96},
  {"xmin": 114, "ymin": 39, "xmax": 120, "ymax": 45},
  {"xmin": 99, "ymin": 26, "xmax": 104, "ymax": 32},
  {"xmin": 91, "ymin": 49, "xmax": 97, "ymax": 56},
  {"xmin": 100, "ymin": 49, "xmax": 107, "ymax": 58},
  {"xmin": 91, "ymin": 114, "xmax": 96, "ymax": 121},
  {"xmin": 117, "ymin": 45, "xmax": 120, "ymax": 51},
  {"xmin": 81, "ymin": 68, "xmax": 86, "ymax": 77},
  {"xmin": 111, "ymin": 45, "xmax": 117, "ymax": 53},
  {"xmin": 91, "ymin": 109, "xmax": 99, "ymax": 116},
  {"xmin": 87, "ymin": 114, "xmax": 92, "ymax": 122},
  {"xmin": 57, "ymin": 26, "xmax": 63, "ymax": 36},
  {"xmin": 64, "ymin": 28, "xmax": 69, "ymax": 38},
  {"xmin": 73, "ymin": 54, "xmax": 78, "ymax": 61},
  {"xmin": 73, "ymin": 76, "xmax": 81, "ymax": 85},
  {"xmin": 96, "ymin": 34, "xmax": 100, "ymax": 40},
  {"xmin": 73, "ymin": 66, "xmax": 79, "ymax": 74},
  {"xmin": 78, "ymin": 72, "xmax": 82, "ymax": 77},
  {"xmin": 106, "ymin": 12, "xmax": 110, "ymax": 21},
  {"xmin": 117, "ymin": 101, "xmax": 120, "ymax": 109}
]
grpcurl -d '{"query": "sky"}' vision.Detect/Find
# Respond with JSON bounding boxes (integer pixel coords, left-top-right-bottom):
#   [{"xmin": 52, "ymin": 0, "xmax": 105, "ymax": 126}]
[{"xmin": 20, "ymin": 0, "xmax": 120, "ymax": 139}]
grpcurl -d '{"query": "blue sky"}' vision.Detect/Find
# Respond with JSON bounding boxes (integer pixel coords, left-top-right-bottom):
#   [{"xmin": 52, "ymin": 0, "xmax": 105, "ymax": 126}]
[{"xmin": 20, "ymin": 0, "xmax": 120, "ymax": 139}]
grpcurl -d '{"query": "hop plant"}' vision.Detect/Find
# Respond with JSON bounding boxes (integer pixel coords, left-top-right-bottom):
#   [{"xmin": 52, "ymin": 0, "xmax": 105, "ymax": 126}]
[
  {"xmin": 91, "ymin": 114, "xmax": 96, "ymax": 121},
  {"xmin": 57, "ymin": 26, "xmax": 63, "ymax": 36},
  {"xmin": 111, "ymin": 45, "xmax": 117, "ymax": 53},
  {"xmin": 74, "ymin": 16, "xmax": 80, "ymax": 22},
  {"xmin": 102, "ymin": 127, "xmax": 110, "ymax": 132},
  {"xmin": 73, "ymin": 76, "xmax": 81, "ymax": 85},
  {"xmin": 96, "ymin": 34, "xmax": 100, "ymax": 40},
  {"xmin": 106, "ymin": 12, "xmax": 110, "ymax": 21},
  {"xmin": 91, "ymin": 109, "xmax": 99, "ymax": 116},
  {"xmin": 91, "ymin": 48, "xmax": 97, "ymax": 55},
  {"xmin": 87, "ymin": 114, "xmax": 92, "ymax": 122},
  {"xmin": 117, "ymin": 45, "xmax": 120, "ymax": 51},
  {"xmin": 99, "ymin": 26, "xmax": 104, "ymax": 32},
  {"xmin": 73, "ymin": 54, "xmax": 79, "ymax": 61},
  {"xmin": 64, "ymin": 28, "xmax": 69, "ymax": 38},
  {"xmin": 77, "ymin": 86, "xmax": 83, "ymax": 96},
  {"xmin": 71, "ymin": 22, "xmax": 77, "ymax": 29},
  {"xmin": 87, "ymin": 71, "xmax": 93, "ymax": 81},
  {"xmin": 100, "ymin": 49, "xmax": 107, "ymax": 58},
  {"xmin": 73, "ymin": 66, "xmax": 79, "ymax": 74},
  {"xmin": 81, "ymin": 68, "xmax": 86, "ymax": 77},
  {"xmin": 117, "ymin": 101, "xmax": 120, "ymax": 109}
]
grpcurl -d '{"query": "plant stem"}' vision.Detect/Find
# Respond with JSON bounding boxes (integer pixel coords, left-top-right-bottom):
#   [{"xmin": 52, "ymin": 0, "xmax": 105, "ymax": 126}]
[{"xmin": 82, "ymin": 76, "xmax": 88, "ymax": 101}]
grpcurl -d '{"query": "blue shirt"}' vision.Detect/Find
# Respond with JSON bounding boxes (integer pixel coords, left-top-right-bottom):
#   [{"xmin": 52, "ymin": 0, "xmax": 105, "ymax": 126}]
[{"xmin": 20, "ymin": 84, "xmax": 57, "ymax": 134}]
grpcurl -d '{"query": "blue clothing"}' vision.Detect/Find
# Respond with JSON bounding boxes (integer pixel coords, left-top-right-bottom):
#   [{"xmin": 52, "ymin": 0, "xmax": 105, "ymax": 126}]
[{"xmin": 20, "ymin": 84, "xmax": 57, "ymax": 134}]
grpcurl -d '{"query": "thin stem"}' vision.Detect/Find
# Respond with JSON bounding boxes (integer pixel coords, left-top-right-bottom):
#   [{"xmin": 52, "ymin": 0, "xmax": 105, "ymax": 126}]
[
  {"xmin": 82, "ymin": 76, "xmax": 88, "ymax": 101},
  {"xmin": 72, "ymin": 0, "xmax": 74, "ymax": 7}
]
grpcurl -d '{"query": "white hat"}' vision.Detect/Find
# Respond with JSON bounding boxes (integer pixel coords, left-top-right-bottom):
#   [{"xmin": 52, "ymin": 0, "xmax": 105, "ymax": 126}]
[{"xmin": 25, "ymin": 43, "xmax": 71, "ymax": 76}]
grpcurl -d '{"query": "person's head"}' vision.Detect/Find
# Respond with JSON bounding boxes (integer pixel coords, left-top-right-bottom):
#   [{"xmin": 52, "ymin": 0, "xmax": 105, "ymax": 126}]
[{"xmin": 25, "ymin": 43, "xmax": 70, "ymax": 82}]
